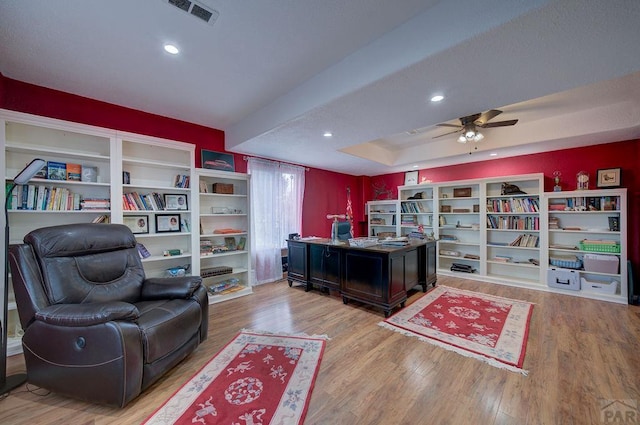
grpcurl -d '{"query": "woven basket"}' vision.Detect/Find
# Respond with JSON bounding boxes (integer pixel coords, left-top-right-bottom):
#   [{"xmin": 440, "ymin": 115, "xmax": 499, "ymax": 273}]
[{"xmin": 579, "ymin": 241, "xmax": 621, "ymax": 253}]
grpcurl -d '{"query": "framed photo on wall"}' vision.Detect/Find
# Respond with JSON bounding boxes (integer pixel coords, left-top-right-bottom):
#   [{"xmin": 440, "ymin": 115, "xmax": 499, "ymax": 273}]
[
  {"xmin": 201, "ymin": 150, "xmax": 235, "ymax": 172},
  {"xmin": 164, "ymin": 194, "xmax": 188, "ymax": 210},
  {"xmin": 404, "ymin": 170, "xmax": 418, "ymax": 185},
  {"xmin": 596, "ymin": 168, "xmax": 621, "ymax": 188},
  {"xmin": 124, "ymin": 215, "xmax": 149, "ymax": 234},
  {"xmin": 156, "ymin": 214, "xmax": 182, "ymax": 233}
]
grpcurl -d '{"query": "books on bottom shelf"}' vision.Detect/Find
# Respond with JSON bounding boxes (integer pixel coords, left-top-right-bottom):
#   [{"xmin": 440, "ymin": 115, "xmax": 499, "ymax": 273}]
[
  {"xmin": 207, "ymin": 277, "xmax": 241, "ymax": 295},
  {"xmin": 136, "ymin": 243, "xmax": 151, "ymax": 259}
]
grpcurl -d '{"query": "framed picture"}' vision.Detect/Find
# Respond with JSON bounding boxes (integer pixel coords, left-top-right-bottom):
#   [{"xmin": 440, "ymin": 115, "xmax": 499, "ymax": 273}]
[
  {"xmin": 202, "ymin": 149, "xmax": 235, "ymax": 172},
  {"xmin": 164, "ymin": 194, "xmax": 188, "ymax": 210},
  {"xmin": 404, "ymin": 170, "xmax": 418, "ymax": 186},
  {"xmin": 224, "ymin": 237, "xmax": 237, "ymax": 250},
  {"xmin": 596, "ymin": 168, "xmax": 621, "ymax": 188},
  {"xmin": 156, "ymin": 214, "xmax": 182, "ymax": 233},
  {"xmin": 124, "ymin": 215, "xmax": 149, "ymax": 234}
]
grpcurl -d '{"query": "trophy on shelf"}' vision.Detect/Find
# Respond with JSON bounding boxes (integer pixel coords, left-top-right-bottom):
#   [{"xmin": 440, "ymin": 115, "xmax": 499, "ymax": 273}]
[{"xmin": 553, "ymin": 171, "xmax": 562, "ymax": 192}]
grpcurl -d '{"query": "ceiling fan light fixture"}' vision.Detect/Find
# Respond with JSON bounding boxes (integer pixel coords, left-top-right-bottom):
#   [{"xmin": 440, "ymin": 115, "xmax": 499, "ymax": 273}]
[
  {"xmin": 458, "ymin": 135, "xmax": 467, "ymax": 143},
  {"xmin": 473, "ymin": 132, "xmax": 484, "ymax": 142}
]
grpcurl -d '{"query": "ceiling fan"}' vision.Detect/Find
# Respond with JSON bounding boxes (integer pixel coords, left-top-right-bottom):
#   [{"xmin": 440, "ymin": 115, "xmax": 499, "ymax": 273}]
[{"xmin": 434, "ymin": 109, "xmax": 518, "ymax": 143}]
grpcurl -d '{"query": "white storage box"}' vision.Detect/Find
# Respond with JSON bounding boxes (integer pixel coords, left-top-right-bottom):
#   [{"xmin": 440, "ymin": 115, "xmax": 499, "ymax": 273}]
[
  {"xmin": 547, "ymin": 268, "xmax": 580, "ymax": 291},
  {"xmin": 580, "ymin": 277, "xmax": 618, "ymax": 295},
  {"xmin": 583, "ymin": 253, "xmax": 619, "ymax": 274}
]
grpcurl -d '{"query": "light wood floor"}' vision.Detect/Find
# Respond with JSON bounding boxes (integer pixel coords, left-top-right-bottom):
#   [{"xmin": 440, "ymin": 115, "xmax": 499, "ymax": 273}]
[{"xmin": 1, "ymin": 276, "xmax": 639, "ymax": 424}]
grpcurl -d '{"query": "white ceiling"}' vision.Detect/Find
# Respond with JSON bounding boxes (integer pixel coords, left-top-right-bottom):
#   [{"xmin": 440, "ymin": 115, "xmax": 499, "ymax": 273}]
[{"xmin": 1, "ymin": 0, "xmax": 639, "ymax": 176}]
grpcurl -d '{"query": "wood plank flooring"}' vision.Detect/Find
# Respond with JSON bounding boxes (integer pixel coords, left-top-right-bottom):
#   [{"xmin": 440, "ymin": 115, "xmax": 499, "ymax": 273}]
[{"xmin": 1, "ymin": 276, "xmax": 639, "ymax": 424}]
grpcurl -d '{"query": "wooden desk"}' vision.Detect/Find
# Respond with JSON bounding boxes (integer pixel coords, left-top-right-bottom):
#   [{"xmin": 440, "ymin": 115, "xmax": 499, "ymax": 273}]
[{"xmin": 286, "ymin": 238, "xmax": 437, "ymax": 317}]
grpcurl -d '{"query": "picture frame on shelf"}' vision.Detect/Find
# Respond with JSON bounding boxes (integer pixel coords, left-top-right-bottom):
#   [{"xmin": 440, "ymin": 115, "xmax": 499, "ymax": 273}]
[
  {"xmin": 224, "ymin": 237, "xmax": 237, "ymax": 250},
  {"xmin": 124, "ymin": 215, "xmax": 149, "ymax": 234},
  {"xmin": 596, "ymin": 168, "xmax": 621, "ymax": 188},
  {"xmin": 202, "ymin": 149, "xmax": 235, "ymax": 172},
  {"xmin": 164, "ymin": 194, "xmax": 188, "ymax": 210},
  {"xmin": 404, "ymin": 170, "xmax": 418, "ymax": 186},
  {"xmin": 156, "ymin": 214, "xmax": 182, "ymax": 233}
]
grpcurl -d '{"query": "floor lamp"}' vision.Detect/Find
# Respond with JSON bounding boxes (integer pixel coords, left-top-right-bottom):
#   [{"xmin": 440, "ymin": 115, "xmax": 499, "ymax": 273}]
[{"xmin": 2, "ymin": 158, "xmax": 46, "ymax": 396}]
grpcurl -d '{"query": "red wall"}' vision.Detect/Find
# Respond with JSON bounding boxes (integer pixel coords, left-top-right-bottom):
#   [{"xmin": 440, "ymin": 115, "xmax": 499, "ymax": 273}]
[
  {"xmin": 2, "ymin": 75, "xmax": 637, "ymax": 266},
  {"xmin": 0, "ymin": 74, "xmax": 361, "ymax": 237},
  {"xmin": 371, "ymin": 142, "xmax": 640, "ymax": 268}
]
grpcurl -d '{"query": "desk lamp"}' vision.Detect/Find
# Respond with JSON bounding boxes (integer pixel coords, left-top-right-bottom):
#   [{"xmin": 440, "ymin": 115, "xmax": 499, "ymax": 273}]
[{"xmin": 2, "ymin": 158, "xmax": 46, "ymax": 395}]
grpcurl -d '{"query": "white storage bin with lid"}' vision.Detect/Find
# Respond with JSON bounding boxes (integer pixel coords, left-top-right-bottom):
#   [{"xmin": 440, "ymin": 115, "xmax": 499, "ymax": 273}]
[
  {"xmin": 583, "ymin": 253, "xmax": 619, "ymax": 274},
  {"xmin": 547, "ymin": 268, "xmax": 580, "ymax": 291}
]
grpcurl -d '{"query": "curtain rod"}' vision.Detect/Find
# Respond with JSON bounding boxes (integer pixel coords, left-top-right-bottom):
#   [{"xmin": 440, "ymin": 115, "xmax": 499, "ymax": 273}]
[{"xmin": 243, "ymin": 156, "xmax": 309, "ymax": 171}]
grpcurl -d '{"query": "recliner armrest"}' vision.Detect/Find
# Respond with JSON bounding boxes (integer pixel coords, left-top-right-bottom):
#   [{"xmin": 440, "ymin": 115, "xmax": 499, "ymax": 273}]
[
  {"xmin": 141, "ymin": 276, "xmax": 203, "ymax": 301},
  {"xmin": 35, "ymin": 302, "xmax": 139, "ymax": 327}
]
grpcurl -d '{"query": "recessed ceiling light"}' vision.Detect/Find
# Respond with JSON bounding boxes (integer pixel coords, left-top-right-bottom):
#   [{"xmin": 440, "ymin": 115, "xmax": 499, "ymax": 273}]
[
  {"xmin": 430, "ymin": 95, "xmax": 444, "ymax": 102},
  {"xmin": 323, "ymin": 132, "xmax": 333, "ymax": 137},
  {"xmin": 489, "ymin": 152, "xmax": 498, "ymax": 156},
  {"xmin": 412, "ymin": 165, "xmax": 419, "ymax": 168},
  {"xmin": 164, "ymin": 44, "xmax": 180, "ymax": 54}
]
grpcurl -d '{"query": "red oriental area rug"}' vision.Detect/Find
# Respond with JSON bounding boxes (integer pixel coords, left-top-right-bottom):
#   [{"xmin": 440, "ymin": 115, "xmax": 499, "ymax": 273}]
[
  {"xmin": 143, "ymin": 331, "xmax": 327, "ymax": 425},
  {"xmin": 379, "ymin": 286, "xmax": 533, "ymax": 375}
]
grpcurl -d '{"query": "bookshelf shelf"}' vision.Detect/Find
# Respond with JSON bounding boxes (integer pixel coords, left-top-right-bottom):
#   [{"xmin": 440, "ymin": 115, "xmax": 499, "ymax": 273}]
[
  {"xmin": 5, "ymin": 142, "xmax": 111, "ymax": 161},
  {"xmin": 194, "ymin": 169, "xmax": 252, "ymax": 305},
  {"xmin": 543, "ymin": 188, "xmax": 627, "ymax": 303},
  {"xmin": 122, "ymin": 157, "xmax": 191, "ymax": 170},
  {"xmin": 367, "ymin": 200, "xmax": 400, "ymax": 237}
]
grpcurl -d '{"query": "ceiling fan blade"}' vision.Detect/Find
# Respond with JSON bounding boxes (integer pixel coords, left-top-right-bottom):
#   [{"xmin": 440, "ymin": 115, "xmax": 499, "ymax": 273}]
[
  {"xmin": 478, "ymin": 119, "xmax": 518, "ymax": 128},
  {"xmin": 433, "ymin": 129, "xmax": 462, "ymax": 138},
  {"xmin": 475, "ymin": 109, "xmax": 502, "ymax": 125},
  {"xmin": 435, "ymin": 123, "xmax": 462, "ymax": 128}
]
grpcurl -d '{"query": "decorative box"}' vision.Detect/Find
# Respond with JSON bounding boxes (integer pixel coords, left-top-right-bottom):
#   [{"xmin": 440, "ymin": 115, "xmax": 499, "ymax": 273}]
[
  {"xmin": 453, "ymin": 187, "xmax": 472, "ymax": 197},
  {"xmin": 583, "ymin": 253, "xmax": 619, "ymax": 274},
  {"xmin": 547, "ymin": 268, "xmax": 580, "ymax": 291},
  {"xmin": 440, "ymin": 205, "xmax": 452, "ymax": 213},
  {"xmin": 213, "ymin": 183, "xmax": 234, "ymax": 194}
]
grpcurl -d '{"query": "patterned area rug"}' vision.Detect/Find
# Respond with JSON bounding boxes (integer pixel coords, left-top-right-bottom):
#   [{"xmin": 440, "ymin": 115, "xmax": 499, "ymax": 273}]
[
  {"xmin": 379, "ymin": 285, "xmax": 533, "ymax": 375},
  {"xmin": 143, "ymin": 330, "xmax": 327, "ymax": 424}
]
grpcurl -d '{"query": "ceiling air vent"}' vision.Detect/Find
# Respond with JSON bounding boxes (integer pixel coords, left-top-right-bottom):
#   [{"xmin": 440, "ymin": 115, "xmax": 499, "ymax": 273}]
[{"xmin": 164, "ymin": 0, "xmax": 219, "ymax": 26}]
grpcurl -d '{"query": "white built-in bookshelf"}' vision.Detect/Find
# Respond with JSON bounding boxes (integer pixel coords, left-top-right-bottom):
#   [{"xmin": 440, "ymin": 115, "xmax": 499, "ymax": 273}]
[
  {"xmin": 394, "ymin": 173, "xmax": 627, "ymax": 304},
  {"xmin": 193, "ymin": 169, "xmax": 253, "ymax": 304},
  {"xmin": 1, "ymin": 109, "xmax": 254, "ymax": 356}
]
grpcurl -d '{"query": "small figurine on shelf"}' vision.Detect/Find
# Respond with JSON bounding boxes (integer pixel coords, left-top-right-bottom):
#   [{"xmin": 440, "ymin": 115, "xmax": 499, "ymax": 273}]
[
  {"xmin": 553, "ymin": 171, "xmax": 562, "ymax": 192},
  {"xmin": 577, "ymin": 171, "xmax": 589, "ymax": 190}
]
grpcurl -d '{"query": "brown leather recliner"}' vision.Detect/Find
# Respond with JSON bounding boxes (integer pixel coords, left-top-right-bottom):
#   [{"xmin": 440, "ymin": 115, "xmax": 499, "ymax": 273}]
[{"xmin": 8, "ymin": 223, "xmax": 208, "ymax": 407}]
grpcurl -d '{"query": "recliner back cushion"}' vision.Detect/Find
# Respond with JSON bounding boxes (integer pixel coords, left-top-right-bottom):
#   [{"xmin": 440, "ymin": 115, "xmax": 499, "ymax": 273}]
[{"xmin": 25, "ymin": 224, "xmax": 145, "ymax": 304}]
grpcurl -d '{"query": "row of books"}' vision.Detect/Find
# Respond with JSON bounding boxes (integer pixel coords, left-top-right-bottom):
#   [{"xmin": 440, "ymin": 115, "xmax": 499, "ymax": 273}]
[
  {"xmin": 551, "ymin": 196, "xmax": 619, "ymax": 211},
  {"xmin": 35, "ymin": 161, "xmax": 98, "ymax": 182},
  {"xmin": 7, "ymin": 184, "xmax": 110, "ymax": 211},
  {"xmin": 400, "ymin": 201, "xmax": 428, "ymax": 213},
  {"xmin": 486, "ymin": 215, "xmax": 540, "ymax": 230},
  {"xmin": 509, "ymin": 234, "xmax": 539, "ymax": 247},
  {"xmin": 486, "ymin": 197, "xmax": 539, "ymax": 213},
  {"xmin": 174, "ymin": 174, "xmax": 190, "ymax": 188},
  {"xmin": 123, "ymin": 192, "xmax": 169, "ymax": 211},
  {"xmin": 400, "ymin": 215, "xmax": 418, "ymax": 225}
]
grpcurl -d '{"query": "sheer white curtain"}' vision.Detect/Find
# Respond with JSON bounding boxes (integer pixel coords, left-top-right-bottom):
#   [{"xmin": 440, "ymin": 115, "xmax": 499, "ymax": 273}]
[{"xmin": 248, "ymin": 158, "xmax": 305, "ymax": 285}]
